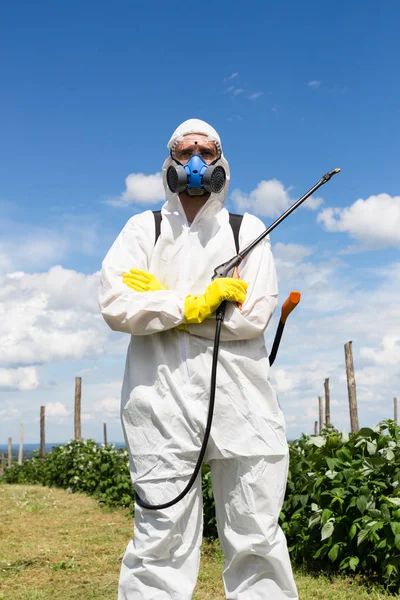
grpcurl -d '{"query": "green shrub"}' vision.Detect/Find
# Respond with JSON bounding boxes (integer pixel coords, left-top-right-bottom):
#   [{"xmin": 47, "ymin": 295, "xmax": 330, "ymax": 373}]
[
  {"xmin": 4, "ymin": 421, "xmax": 400, "ymax": 589},
  {"xmin": 281, "ymin": 420, "xmax": 400, "ymax": 589},
  {"xmin": 1, "ymin": 440, "xmax": 135, "ymax": 510},
  {"xmin": 202, "ymin": 463, "xmax": 217, "ymax": 540}
]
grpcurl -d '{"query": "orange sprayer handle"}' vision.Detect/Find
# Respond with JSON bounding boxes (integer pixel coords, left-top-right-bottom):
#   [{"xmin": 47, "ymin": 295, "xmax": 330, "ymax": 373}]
[
  {"xmin": 269, "ymin": 291, "xmax": 301, "ymax": 366},
  {"xmin": 281, "ymin": 291, "xmax": 301, "ymax": 324}
]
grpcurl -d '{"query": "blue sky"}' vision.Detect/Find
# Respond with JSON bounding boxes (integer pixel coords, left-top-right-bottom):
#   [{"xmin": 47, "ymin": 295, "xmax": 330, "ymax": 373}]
[{"xmin": 1, "ymin": 0, "xmax": 399, "ymax": 445}]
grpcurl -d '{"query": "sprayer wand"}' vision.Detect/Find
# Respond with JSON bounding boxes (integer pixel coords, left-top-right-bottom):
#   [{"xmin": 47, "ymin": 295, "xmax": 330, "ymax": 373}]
[{"xmin": 213, "ymin": 169, "xmax": 340, "ymax": 282}]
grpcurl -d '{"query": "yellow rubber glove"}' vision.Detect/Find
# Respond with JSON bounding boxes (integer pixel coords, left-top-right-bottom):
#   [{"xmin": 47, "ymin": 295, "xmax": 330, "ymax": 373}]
[
  {"xmin": 184, "ymin": 278, "xmax": 248, "ymax": 324},
  {"xmin": 122, "ymin": 269, "xmax": 165, "ymax": 292}
]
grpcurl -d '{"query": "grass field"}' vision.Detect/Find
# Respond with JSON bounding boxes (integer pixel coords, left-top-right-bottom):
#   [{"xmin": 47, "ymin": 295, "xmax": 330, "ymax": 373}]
[{"xmin": 1, "ymin": 484, "xmax": 399, "ymax": 599}]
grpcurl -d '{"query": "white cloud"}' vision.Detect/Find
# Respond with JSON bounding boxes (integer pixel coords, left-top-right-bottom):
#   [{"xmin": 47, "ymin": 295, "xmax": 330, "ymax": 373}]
[
  {"xmin": 308, "ymin": 80, "xmax": 321, "ymax": 88},
  {"xmin": 232, "ymin": 88, "xmax": 244, "ymax": 96},
  {"xmin": 0, "ymin": 234, "xmax": 68, "ymax": 275},
  {"xmin": 0, "ymin": 216, "xmax": 104, "ymax": 276},
  {"xmin": 110, "ymin": 172, "xmax": 165, "ymax": 206},
  {"xmin": 0, "ymin": 252, "xmax": 12, "ymax": 272},
  {"xmin": 0, "ymin": 367, "xmax": 39, "ymax": 390},
  {"xmin": 317, "ymin": 194, "xmax": 400, "ymax": 248},
  {"xmin": 305, "ymin": 195, "xmax": 324, "ymax": 210},
  {"xmin": 14, "ymin": 265, "xmax": 100, "ymax": 311},
  {"xmin": 231, "ymin": 179, "xmax": 292, "ymax": 217},
  {"xmin": 248, "ymin": 92, "xmax": 263, "ymax": 100},
  {"xmin": 231, "ymin": 179, "xmax": 323, "ymax": 218},
  {"xmin": 46, "ymin": 402, "xmax": 69, "ymax": 418},
  {"xmin": 273, "ymin": 368, "xmax": 296, "ymax": 393},
  {"xmin": 0, "ymin": 266, "xmax": 109, "ymax": 368},
  {"xmin": 98, "ymin": 396, "xmax": 120, "ymax": 414},
  {"xmin": 77, "ymin": 367, "xmax": 99, "ymax": 377},
  {"xmin": 82, "ymin": 412, "xmax": 96, "ymax": 422},
  {"xmin": 273, "ymin": 242, "xmax": 313, "ymax": 265},
  {"xmin": 360, "ymin": 336, "xmax": 400, "ymax": 366},
  {"xmin": 223, "ymin": 72, "xmax": 239, "ymax": 83},
  {"xmin": 0, "ymin": 407, "xmax": 20, "ymax": 421}
]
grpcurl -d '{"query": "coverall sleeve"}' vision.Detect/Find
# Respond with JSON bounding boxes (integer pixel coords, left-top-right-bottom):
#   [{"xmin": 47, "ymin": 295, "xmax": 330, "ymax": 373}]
[
  {"xmin": 99, "ymin": 211, "xmax": 185, "ymax": 335},
  {"xmin": 185, "ymin": 213, "xmax": 278, "ymax": 342}
]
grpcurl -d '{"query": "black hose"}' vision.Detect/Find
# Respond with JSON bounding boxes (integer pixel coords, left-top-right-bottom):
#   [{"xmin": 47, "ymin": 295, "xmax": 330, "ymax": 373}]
[
  {"xmin": 135, "ymin": 307, "xmax": 224, "ymax": 510},
  {"xmin": 134, "ymin": 170, "xmax": 341, "ymax": 510},
  {"xmin": 269, "ymin": 320, "xmax": 284, "ymax": 367}
]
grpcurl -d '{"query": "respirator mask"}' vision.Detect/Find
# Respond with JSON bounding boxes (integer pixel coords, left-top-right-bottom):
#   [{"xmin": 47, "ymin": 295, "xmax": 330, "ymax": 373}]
[{"xmin": 166, "ymin": 135, "xmax": 226, "ymax": 196}]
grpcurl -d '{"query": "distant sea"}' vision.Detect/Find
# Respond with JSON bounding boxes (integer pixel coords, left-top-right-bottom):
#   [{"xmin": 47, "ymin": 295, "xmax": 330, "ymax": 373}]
[{"xmin": 0, "ymin": 442, "xmax": 126, "ymax": 461}]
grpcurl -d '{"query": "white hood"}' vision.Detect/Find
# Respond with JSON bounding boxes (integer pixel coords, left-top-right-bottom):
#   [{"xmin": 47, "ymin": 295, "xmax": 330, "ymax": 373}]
[{"xmin": 161, "ymin": 118, "xmax": 230, "ymax": 221}]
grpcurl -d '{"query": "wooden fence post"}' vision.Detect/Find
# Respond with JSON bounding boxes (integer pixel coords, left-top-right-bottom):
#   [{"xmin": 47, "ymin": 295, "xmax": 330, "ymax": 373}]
[
  {"xmin": 318, "ymin": 396, "xmax": 323, "ymax": 434},
  {"xmin": 0, "ymin": 453, "xmax": 4, "ymax": 476},
  {"xmin": 324, "ymin": 378, "xmax": 331, "ymax": 426},
  {"xmin": 40, "ymin": 406, "xmax": 46, "ymax": 458},
  {"xmin": 8, "ymin": 437, "xmax": 12, "ymax": 468},
  {"xmin": 74, "ymin": 377, "xmax": 82, "ymax": 441},
  {"xmin": 394, "ymin": 397, "xmax": 398, "ymax": 423},
  {"xmin": 345, "ymin": 341, "xmax": 359, "ymax": 433},
  {"xmin": 314, "ymin": 421, "xmax": 318, "ymax": 436},
  {"xmin": 18, "ymin": 424, "xmax": 24, "ymax": 465},
  {"xmin": 103, "ymin": 423, "xmax": 108, "ymax": 446}
]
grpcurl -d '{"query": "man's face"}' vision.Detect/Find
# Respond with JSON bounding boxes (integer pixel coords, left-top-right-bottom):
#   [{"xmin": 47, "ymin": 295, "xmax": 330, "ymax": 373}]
[{"xmin": 173, "ymin": 133, "xmax": 219, "ymax": 165}]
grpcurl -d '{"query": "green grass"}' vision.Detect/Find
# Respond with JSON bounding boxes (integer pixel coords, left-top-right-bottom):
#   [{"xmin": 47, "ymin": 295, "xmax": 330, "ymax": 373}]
[{"xmin": 1, "ymin": 484, "xmax": 399, "ymax": 599}]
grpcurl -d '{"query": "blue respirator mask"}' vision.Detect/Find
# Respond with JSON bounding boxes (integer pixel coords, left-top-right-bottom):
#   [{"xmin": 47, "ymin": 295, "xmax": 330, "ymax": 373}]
[{"xmin": 166, "ymin": 148, "xmax": 226, "ymax": 196}]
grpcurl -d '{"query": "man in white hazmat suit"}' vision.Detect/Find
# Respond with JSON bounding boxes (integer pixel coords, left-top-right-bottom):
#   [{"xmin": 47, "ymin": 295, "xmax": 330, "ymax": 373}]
[{"xmin": 99, "ymin": 118, "xmax": 298, "ymax": 599}]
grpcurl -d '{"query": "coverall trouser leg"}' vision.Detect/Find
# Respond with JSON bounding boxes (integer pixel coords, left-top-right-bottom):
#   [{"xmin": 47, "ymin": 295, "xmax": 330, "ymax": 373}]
[
  {"xmin": 118, "ymin": 474, "xmax": 203, "ymax": 600},
  {"xmin": 210, "ymin": 455, "xmax": 298, "ymax": 599}
]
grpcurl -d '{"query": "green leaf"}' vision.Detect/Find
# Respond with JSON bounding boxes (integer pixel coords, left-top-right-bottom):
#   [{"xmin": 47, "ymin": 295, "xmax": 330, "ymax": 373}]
[
  {"xmin": 307, "ymin": 436, "xmax": 326, "ymax": 448},
  {"xmin": 314, "ymin": 544, "xmax": 330, "ymax": 559},
  {"xmin": 386, "ymin": 449, "xmax": 395, "ymax": 461},
  {"xmin": 341, "ymin": 429, "xmax": 349, "ymax": 443},
  {"xmin": 357, "ymin": 528, "xmax": 369, "ymax": 546},
  {"xmin": 395, "ymin": 534, "xmax": 400, "ymax": 550},
  {"xmin": 321, "ymin": 520, "xmax": 335, "ymax": 541},
  {"xmin": 358, "ymin": 427, "xmax": 375, "ymax": 438},
  {"xmin": 328, "ymin": 543, "xmax": 340, "ymax": 562},
  {"xmin": 390, "ymin": 522, "xmax": 400, "ymax": 536},
  {"xmin": 322, "ymin": 508, "xmax": 333, "ymax": 524},
  {"xmin": 349, "ymin": 523, "xmax": 357, "ymax": 541},
  {"xmin": 366, "ymin": 441, "xmax": 377, "ymax": 455},
  {"xmin": 387, "ymin": 497, "xmax": 400, "ymax": 506},
  {"xmin": 326, "ymin": 457, "xmax": 341, "ymax": 471},
  {"xmin": 309, "ymin": 515, "xmax": 321, "ymax": 528},
  {"xmin": 348, "ymin": 497, "xmax": 357, "ymax": 509},
  {"xmin": 356, "ymin": 495, "xmax": 368, "ymax": 514},
  {"xmin": 349, "ymin": 556, "xmax": 360, "ymax": 571},
  {"xmin": 385, "ymin": 563, "xmax": 398, "ymax": 578},
  {"xmin": 337, "ymin": 447, "xmax": 352, "ymax": 461}
]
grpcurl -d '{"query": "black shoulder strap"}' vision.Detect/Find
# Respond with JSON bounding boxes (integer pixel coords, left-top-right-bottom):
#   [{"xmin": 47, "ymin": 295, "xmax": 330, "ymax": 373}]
[
  {"xmin": 152, "ymin": 210, "xmax": 243, "ymax": 253},
  {"xmin": 153, "ymin": 210, "xmax": 162, "ymax": 246},
  {"xmin": 228, "ymin": 213, "xmax": 243, "ymax": 254}
]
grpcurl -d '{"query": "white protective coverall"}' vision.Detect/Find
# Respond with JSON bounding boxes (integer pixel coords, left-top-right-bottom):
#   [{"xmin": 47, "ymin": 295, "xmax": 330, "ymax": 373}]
[{"xmin": 99, "ymin": 119, "xmax": 298, "ymax": 600}]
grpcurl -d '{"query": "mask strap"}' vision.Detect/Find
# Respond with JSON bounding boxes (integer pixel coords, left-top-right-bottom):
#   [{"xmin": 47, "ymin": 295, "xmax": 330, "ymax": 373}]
[{"xmin": 170, "ymin": 150, "xmax": 183, "ymax": 167}]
